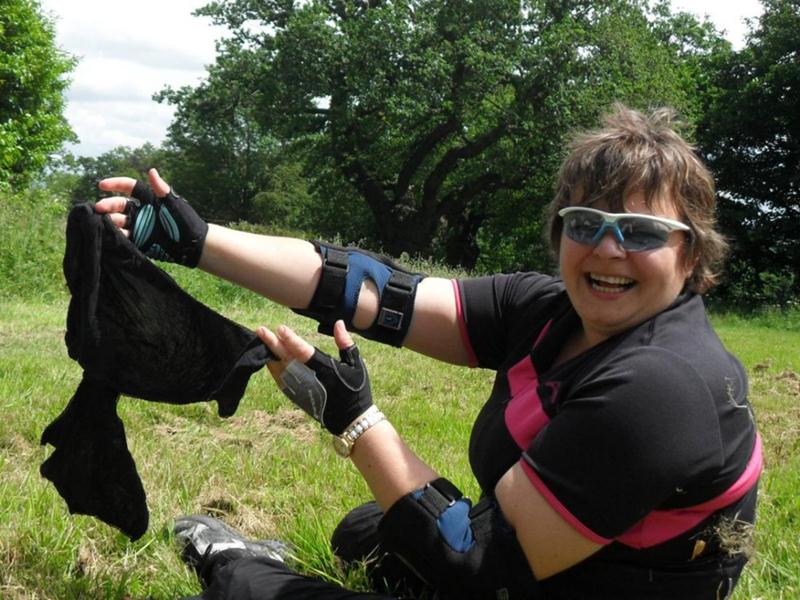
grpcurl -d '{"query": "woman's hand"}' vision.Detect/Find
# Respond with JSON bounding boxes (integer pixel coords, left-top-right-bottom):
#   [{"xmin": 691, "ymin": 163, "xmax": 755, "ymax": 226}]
[
  {"xmin": 94, "ymin": 168, "xmax": 208, "ymax": 267},
  {"xmin": 256, "ymin": 320, "xmax": 374, "ymax": 435},
  {"xmin": 94, "ymin": 168, "xmax": 170, "ymax": 237}
]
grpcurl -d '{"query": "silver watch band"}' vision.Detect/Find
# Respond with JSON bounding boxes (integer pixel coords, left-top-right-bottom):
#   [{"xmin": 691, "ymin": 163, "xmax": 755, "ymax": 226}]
[{"xmin": 334, "ymin": 406, "xmax": 386, "ymax": 456}]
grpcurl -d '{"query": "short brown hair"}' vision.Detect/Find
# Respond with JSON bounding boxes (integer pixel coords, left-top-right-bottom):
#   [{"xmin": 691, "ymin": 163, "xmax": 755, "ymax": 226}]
[{"xmin": 547, "ymin": 103, "xmax": 728, "ymax": 293}]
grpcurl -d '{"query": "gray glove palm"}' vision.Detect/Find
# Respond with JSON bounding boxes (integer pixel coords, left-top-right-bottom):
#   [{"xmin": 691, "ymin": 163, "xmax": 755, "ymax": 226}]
[{"xmin": 279, "ymin": 344, "xmax": 373, "ymax": 436}]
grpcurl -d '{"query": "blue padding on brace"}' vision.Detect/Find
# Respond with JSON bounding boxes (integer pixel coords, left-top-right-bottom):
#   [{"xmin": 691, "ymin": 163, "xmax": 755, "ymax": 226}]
[
  {"xmin": 410, "ymin": 490, "xmax": 475, "ymax": 553},
  {"xmin": 437, "ymin": 499, "xmax": 475, "ymax": 552},
  {"xmin": 342, "ymin": 251, "xmax": 392, "ymax": 324}
]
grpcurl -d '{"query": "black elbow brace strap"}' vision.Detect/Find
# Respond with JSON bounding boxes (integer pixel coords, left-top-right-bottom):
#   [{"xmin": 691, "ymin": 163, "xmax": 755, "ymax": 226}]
[
  {"xmin": 378, "ymin": 478, "xmax": 541, "ymax": 600},
  {"xmin": 293, "ymin": 241, "xmax": 425, "ymax": 347}
]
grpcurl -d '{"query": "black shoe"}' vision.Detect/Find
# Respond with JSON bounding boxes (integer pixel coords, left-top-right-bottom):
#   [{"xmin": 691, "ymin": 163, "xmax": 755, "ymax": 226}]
[{"xmin": 174, "ymin": 515, "xmax": 291, "ymax": 584}]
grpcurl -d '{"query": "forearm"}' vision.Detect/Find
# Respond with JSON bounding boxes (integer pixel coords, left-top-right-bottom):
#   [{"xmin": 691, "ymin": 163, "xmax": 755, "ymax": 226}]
[
  {"xmin": 201, "ymin": 225, "xmax": 470, "ymax": 362},
  {"xmin": 199, "ymin": 225, "xmax": 322, "ymax": 308},
  {"xmin": 349, "ymin": 419, "xmax": 438, "ymax": 512}
]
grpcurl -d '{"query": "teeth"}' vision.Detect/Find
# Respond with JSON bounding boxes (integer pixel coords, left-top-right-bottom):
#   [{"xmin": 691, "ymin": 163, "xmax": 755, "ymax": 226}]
[
  {"xmin": 590, "ymin": 273, "xmax": 635, "ymax": 285},
  {"xmin": 592, "ymin": 283, "xmax": 625, "ymax": 293},
  {"xmin": 588, "ymin": 273, "xmax": 635, "ymax": 293}
]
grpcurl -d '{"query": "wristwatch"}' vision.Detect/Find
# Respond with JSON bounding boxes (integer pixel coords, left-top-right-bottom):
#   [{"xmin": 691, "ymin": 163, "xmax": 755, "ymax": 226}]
[{"xmin": 332, "ymin": 406, "xmax": 386, "ymax": 457}]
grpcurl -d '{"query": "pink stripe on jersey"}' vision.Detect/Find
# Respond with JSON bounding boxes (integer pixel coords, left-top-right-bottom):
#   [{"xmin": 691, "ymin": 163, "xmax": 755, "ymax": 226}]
[
  {"xmin": 520, "ymin": 458, "xmax": 612, "ymax": 545},
  {"xmin": 504, "ymin": 321, "xmax": 554, "ymax": 448},
  {"xmin": 451, "ymin": 279, "xmax": 479, "ymax": 368},
  {"xmin": 534, "ymin": 319, "xmax": 553, "ymax": 347},
  {"xmin": 616, "ymin": 433, "xmax": 763, "ymax": 549},
  {"xmin": 507, "ymin": 353, "xmax": 538, "ymax": 397},
  {"xmin": 691, "ymin": 433, "xmax": 762, "ymax": 511},
  {"xmin": 505, "ymin": 360, "xmax": 550, "ymax": 449},
  {"xmin": 520, "ymin": 435, "xmax": 762, "ymax": 549}
]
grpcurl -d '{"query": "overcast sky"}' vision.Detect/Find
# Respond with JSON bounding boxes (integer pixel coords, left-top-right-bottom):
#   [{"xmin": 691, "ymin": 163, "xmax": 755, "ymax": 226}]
[{"xmin": 40, "ymin": 0, "xmax": 765, "ymax": 158}]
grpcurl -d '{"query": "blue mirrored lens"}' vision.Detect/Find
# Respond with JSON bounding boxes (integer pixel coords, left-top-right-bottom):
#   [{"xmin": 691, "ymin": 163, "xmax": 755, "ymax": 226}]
[{"xmin": 562, "ymin": 212, "xmax": 671, "ymax": 251}]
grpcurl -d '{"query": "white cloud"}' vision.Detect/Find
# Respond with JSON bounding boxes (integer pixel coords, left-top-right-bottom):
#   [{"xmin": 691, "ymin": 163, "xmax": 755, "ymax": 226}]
[
  {"xmin": 41, "ymin": 0, "xmax": 765, "ymax": 158},
  {"xmin": 41, "ymin": 0, "xmax": 226, "ymax": 157},
  {"xmin": 670, "ymin": 0, "xmax": 763, "ymax": 49}
]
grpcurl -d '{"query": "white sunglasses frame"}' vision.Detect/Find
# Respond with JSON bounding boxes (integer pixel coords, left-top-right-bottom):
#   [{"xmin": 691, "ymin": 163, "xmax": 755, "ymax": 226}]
[{"xmin": 557, "ymin": 206, "xmax": 691, "ymax": 251}]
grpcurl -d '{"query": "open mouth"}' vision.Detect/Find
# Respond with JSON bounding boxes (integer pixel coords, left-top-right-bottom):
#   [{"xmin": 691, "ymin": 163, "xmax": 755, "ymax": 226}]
[{"xmin": 587, "ymin": 273, "xmax": 636, "ymax": 293}]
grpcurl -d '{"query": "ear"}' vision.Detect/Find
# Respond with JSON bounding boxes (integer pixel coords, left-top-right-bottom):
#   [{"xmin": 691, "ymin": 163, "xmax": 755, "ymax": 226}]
[{"xmin": 681, "ymin": 243, "xmax": 700, "ymax": 287}]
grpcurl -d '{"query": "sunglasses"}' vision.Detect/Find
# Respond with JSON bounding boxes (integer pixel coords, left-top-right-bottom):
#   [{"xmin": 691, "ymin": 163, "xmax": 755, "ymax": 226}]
[{"xmin": 558, "ymin": 206, "xmax": 691, "ymax": 252}]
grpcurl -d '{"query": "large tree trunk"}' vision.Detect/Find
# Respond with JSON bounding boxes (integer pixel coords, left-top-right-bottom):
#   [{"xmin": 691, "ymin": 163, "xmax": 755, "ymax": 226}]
[{"xmin": 371, "ymin": 204, "xmax": 439, "ymax": 258}]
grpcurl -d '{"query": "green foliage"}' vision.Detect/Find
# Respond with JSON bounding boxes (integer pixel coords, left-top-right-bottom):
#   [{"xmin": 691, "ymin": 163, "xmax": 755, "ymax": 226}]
[
  {"xmin": 0, "ymin": 0, "xmax": 76, "ymax": 189},
  {"xmin": 709, "ymin": 258, "xmax": 798, "ymax": 312},
  {"xmin": 0, "ymin": 187, "xmax": 68, "ymax": 302},
  {"xmin": 154, "ymin": 46, "xmax": 280, "ymax": 223},
  {"xmin": 60, "ymin": 143, "xmax": 169, "ymax": 205},
  {"xmin": 158, "ymin": 0, "xmax": 725, "ymax": 270},
  {"xmin": 697, "ymin": 0, "xmax": 800, "ymax": 309}
]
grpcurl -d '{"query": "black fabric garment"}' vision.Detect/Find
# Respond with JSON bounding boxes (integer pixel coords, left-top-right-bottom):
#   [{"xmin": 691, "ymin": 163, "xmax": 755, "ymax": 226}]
[{"xmin": 41, "ymin": 204, "xmax": 272, "ymax": 540}]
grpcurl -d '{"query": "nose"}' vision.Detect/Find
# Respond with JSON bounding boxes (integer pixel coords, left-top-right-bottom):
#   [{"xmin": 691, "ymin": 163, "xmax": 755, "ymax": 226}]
[{"xmin": 592, "ymin": 230, "xmax": 627, "ymax": 258}]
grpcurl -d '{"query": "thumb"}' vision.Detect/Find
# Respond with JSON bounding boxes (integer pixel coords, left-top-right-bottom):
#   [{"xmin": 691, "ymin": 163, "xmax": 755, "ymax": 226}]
[
  {"xmin": 148, "ymin": 168, "xmax": 171, "ymax": 197},
  {"xmin": 333, "ymin": 320, "xmax": 355, "ymax": 351}
]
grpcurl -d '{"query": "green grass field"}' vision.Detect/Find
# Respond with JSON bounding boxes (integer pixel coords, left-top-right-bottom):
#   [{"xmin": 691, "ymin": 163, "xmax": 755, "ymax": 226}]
[
  {"xmin": 0, "ymin": 292, "xmax": 797, "ymax": 599},
  {"xmin": 0, "ymin": 194, "xmax": 798, "ymax": 598}
]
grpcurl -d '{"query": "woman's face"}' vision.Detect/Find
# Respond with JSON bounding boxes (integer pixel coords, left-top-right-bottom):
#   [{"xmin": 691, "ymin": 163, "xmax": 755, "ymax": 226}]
[{"xmin": 559, "ymin": 191, "xmax": 693, "ymax": 345}]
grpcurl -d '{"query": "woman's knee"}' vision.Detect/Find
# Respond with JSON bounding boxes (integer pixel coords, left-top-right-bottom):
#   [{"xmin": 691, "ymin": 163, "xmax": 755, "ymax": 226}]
[{"xmin": 331, "ymin": 501, "xmax": 384, "ymax": 563}]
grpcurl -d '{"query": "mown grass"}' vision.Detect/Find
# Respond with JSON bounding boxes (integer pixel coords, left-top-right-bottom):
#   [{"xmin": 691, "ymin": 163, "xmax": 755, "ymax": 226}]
[
  {"xmin": 0, "ymin": 294, "xmax": 493, "ymax": 599},
  {"xmin": 1, "ymin": 192, "xmax": 798, "ymax": 598},
  {"xmin": 1, "ymin": 296, "xmax": 797, "ymax": 599}
]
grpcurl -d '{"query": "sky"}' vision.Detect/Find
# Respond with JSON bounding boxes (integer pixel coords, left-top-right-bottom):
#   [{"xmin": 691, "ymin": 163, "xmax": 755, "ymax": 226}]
[{"xmin": 40, "ymin": 0, "xmax": 765, "ymax": 158}]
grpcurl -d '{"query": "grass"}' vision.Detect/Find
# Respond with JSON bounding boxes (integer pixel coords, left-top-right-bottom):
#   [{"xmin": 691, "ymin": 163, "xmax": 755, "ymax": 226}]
[
  {"xmin": 0, "ymin": 293, "xmax": 493, "ymax": 599},
  {"xmin": 708, "ymin": 315, "xmax": 800, "ymax": 600},
  {"xmin": 0, "ymin": 193, "xmax": 797, "ymax": 598},
  {"xmin": 0, "ymin": 294, "xmax": 797, "ymax": 599}
]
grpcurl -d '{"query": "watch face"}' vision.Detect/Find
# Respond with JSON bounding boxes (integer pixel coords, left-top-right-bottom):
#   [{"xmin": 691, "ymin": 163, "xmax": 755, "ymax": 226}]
[{"xmin": 333, "ymin": 436, "xmax": 351, "ymax": 457}]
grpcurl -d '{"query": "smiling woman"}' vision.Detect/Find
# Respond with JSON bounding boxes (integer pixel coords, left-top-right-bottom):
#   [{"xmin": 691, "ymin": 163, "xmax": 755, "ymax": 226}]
[
  {"xmin": 90, "ymin": 104, "xmax": 760, "ymax": 599},
  {"xmin": 545, "ymin": 105, "xmax": 730, "ymax": 350}
]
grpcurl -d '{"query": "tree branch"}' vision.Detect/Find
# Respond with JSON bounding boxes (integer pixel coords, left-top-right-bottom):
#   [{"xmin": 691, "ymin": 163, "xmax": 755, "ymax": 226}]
[
  {"xmin": 338, "ymin": 154, "xmax": 390, "ymax": 215},
  {"xmin": 394, "ymin": 116, "xmax": 461, "ymax": 200},
  {"xmin": 440, "ymin": 171, "xmax": 523, "ymax": 217},
  {"xmin": 326, "ymin": 0, "xmax": 347, "ymax": 20},
  {"xmin": 394, "ymin": 51, "xmax": 468, "ymax": 200},
  {"xmin": 329, "ymin": 85, "xmax": 390, "ymax": 216},
  {"xmin": 421, "ymin": 124, "xmax": 507, "ymax": 216}
]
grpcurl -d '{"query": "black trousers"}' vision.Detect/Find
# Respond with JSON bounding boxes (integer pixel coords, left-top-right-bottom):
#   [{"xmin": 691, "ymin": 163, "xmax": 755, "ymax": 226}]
[
  {"xmin": 182, "ymin": 501, "xmax": 749, "ymax": 600},
  {"xmin": 183, "ymin": 503, "xmax": 430, "ymax": 600}
]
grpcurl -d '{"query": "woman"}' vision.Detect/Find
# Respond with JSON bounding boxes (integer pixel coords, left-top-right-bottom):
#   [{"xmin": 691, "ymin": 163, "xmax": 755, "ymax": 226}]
[{"xmin": 96, "ymin": 105, "xmax": 759, "ymax": 599}]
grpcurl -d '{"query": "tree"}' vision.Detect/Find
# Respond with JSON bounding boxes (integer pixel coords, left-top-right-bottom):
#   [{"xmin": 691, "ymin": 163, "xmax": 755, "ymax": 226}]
[
  {"xmin": 64, "ymin": 143, "xmax": 168, "ymax": 205},
  {"xmin": 697, "ymin": 0, "xmax": 799, "ymax": 307},
  {"xmin": 155, "ymin": 43, "xmax": 280, "ymax": 224},
  {"xmin": 0, "ymin": 0, "xmax": 76, "ymax": 189},
  {"xmin": 171, "ymin": 0, "xmax": 722, "ymax": 267}
]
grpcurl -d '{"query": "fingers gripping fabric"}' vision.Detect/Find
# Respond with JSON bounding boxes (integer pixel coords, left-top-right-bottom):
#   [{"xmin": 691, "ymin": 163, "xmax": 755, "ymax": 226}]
[
  {"xmin": 378, "ymin": 478, "xmax": 541, "ymax": 600},
  {"xmin": 279, "ymin": 345, "xmax": 373, "ymax": 435},
  {"xmin": 125, "ymin": 180, "xmax": 208, "ymax": 267},
  {"xmin": 40, "ymin": 204, "xmax": 272, "ymax": 540},
  {"xmin": 293, "ymin": 241, "xmax": 425, "ymax": 347}
]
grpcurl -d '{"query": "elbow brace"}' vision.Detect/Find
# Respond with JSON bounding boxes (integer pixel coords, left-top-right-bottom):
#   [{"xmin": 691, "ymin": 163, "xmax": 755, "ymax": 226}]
[
  {"xmin": 293, "ymin": 241, "xmax": 425, "ymax": 347},
  {"xmin": 378, "ymin": 478, "xmax": 541, "ymax": 600}
]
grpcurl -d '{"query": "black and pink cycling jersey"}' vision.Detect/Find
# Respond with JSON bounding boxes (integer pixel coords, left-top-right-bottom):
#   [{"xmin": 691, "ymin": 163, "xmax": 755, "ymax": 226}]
[{"xmin": 454, "ymin": 272, "xmax": 759, "ymax": 599}]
